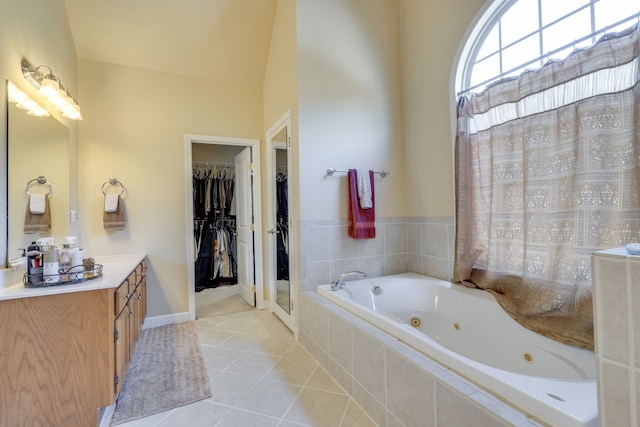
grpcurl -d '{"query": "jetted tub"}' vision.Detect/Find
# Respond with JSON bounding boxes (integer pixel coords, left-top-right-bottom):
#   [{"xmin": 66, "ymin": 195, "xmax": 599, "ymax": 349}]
[{"xmin": 317, "ymin": 272, "xmax": 598, "ymax": 427}]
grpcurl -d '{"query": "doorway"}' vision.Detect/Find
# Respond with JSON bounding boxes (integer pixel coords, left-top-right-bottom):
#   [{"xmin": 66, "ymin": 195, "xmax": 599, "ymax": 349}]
[{"xmin": 185, "ymin": 135, "xmax": 264, "ymax": 321}]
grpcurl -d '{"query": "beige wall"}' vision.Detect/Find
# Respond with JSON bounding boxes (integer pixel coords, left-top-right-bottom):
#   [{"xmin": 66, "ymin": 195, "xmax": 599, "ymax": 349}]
[
  {"xmin": 263, "ymin": 0, "xmax": 298, "ymax": 133},
  {"xmin": 77, "ymin": 59, "xmax": 263, "ymax": 317},
  {"xmin": 399, "ymin": 0, "xmax": 486, "ymax": 218},
  {"xmin": 296, "ymin": 0, "xmax": 405, "ymax": 220},
  {"xmin": 262, "ymin": 0, "xmax": 298, "ymax": 304},
  {"xmin": 0, "ymin": 0, "xmax": 80, "ymax": 267}
]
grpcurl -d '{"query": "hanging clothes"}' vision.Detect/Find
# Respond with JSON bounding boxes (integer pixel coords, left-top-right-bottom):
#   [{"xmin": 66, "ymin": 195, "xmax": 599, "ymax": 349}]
[{"xmin": 193, "ymin": 163, "xmax": 237, "ymax": 291}]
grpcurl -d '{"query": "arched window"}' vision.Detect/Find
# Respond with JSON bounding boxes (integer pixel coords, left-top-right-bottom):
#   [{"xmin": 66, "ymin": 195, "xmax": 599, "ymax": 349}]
[
  {"xmin": 452, "ymin": 1, "xmax": 640, "ymax": 350},
  {"xmin": 458, "ymin": 0, "xmax": 640, "ymax": 96}
]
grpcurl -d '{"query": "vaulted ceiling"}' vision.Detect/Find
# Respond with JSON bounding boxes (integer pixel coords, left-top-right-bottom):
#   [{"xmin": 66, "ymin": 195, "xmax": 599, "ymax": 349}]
[{"xmin": 64, "ymin": 0, "xmax": 279, "ymax": 85}]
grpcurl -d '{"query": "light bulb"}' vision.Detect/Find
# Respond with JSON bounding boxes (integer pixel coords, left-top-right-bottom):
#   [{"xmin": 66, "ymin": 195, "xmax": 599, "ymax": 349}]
[{"xmin": 39, "ymin": 75, "xmax": 60, "ymax": 99}]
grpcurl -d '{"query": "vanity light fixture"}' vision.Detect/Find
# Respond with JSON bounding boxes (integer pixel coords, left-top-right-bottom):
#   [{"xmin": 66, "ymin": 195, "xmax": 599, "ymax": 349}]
[
  {"xmin": 21, "ymin": 58, "xmax": 83, "ymax": 120},
  {"xmin": 7, "ymin": 81, "xmax": 50, "ymax": 117}
]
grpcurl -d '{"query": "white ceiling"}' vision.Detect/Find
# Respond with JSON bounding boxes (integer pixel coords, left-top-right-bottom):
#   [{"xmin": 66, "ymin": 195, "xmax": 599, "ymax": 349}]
[{"xmin": 64, "ymin": 0, "xmax": 279, "ymax": 85}]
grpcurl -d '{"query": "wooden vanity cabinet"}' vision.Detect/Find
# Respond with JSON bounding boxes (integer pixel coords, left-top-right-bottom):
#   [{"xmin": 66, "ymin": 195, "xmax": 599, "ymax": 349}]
[
  {"xmin": 114, "ymin": 260, "xmax": 147, "ymax": 395},
  {"xmin": 0, "ymin": 258, "xmax": 147, "ymax": 427}
]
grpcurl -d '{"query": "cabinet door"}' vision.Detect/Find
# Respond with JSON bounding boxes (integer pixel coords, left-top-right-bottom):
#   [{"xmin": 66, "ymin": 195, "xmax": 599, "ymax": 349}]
[
  {"xmin": 114, "ymin": 307, "xmax": 130, "ymax": 396},
  {"xmin": 0, "ymin": 290, "xmax": 112, "ymax": 427}
]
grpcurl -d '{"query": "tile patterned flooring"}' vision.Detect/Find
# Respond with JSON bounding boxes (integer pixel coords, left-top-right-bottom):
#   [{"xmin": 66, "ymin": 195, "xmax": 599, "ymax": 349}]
[{"xmin": 114, "ymin": 294, "xmax": 376, "ymax": 427}]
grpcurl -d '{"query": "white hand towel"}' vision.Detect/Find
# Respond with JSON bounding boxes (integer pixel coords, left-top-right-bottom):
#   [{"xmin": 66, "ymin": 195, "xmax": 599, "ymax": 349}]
[
  {"xmin": 104, "ymin": 193, "xmax": 119, "ymax": 213},
  {"xmin": 29, "ymin": 194, "xmax": 46, "ymax": 214},
  {"xmin": 356, "ymin": 169, "xmax": 372, "ymax": 209}
]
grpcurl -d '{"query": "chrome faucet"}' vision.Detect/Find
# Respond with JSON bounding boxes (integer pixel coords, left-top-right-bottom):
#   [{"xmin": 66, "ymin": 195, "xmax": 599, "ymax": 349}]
[{"xmin": 330, "ymin": 271, "xmax": 367, "ymax": 291}]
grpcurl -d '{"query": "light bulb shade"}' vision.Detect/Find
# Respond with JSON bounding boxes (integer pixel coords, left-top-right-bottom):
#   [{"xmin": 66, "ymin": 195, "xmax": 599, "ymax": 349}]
[
  {"xmin": 7, "ymin": 81, "xmax": 50, "ymax": 117},
  {"xmin": 7, "ymin": 81, "xmax": 23, "ymax": 103},
  {"xmin": 21, "ymin": 59, "xmax": 83, "ymax": 120},
  {"xmin": 62, "ymin": 108, "xmax": 82, "ymax": 120},
  {"xmin": 39, "ymin": 75, "xmax": 60, "ymax": 96},
  {"xmin": 26, "ymin": 104, "xmax": 50, "ymax": 117}
]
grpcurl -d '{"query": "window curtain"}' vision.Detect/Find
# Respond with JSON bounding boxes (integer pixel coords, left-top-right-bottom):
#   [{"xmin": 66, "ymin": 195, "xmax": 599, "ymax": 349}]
[{"xmin": 454, "ymin": 25, "xmax": 640, "ymax": 350}]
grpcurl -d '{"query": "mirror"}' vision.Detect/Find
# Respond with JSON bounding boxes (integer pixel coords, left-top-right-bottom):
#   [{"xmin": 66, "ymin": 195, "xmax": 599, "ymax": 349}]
[
  {"xmin": 7, "ymin": 80, "xmax": 70, "ymax": 264},
  {"xmin": 267, "ymin": 110, "xmax": 294, "ymax": 331},
  {"xmin": 273, "ymin": 128, "xmax": 290, "ymax": 314}
]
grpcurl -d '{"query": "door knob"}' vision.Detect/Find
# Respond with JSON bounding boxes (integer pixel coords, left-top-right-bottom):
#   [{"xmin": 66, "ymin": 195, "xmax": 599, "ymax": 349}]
[{"xmin": 267, "ymin": 229, "xmax": 280, "ymax": 234}]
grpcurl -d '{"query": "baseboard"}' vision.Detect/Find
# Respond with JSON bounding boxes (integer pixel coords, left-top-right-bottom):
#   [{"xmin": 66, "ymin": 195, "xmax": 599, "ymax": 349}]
[{"xmin": 142, "ymin": 312, "xmax": 190, "ymax": 329}]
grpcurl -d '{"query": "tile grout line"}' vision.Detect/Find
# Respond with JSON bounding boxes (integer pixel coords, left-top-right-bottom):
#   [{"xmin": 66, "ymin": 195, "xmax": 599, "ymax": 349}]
[{"xmin": 278, "ymin": 364, "xmax": 321, "ymax": 425}]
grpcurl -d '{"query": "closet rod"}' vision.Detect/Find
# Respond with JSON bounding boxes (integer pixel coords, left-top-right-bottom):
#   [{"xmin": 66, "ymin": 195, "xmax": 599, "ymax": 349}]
[
  {"xmin": 193, "ymin": 162, "xmax": 234, "ymax": 167},
  {"xmin": 326, "ymin": 168, "xmax": 389, "ymax": 178}
]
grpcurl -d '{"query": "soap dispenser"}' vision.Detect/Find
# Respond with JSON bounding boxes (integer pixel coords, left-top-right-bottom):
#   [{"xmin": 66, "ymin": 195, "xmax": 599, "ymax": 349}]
[
  {"xmin": 39, "ymin": 238, "xmax": 59, "ymax": 284},
  {"xmin": 59, "ymin": 244, "xmax": 72, "ymax": 282}
]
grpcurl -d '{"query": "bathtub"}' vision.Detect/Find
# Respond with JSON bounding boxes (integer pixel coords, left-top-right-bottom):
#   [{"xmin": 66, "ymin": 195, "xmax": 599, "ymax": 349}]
[{"xmin": 317, "ymin": 272, "xmax": 598, "ymax": 427}]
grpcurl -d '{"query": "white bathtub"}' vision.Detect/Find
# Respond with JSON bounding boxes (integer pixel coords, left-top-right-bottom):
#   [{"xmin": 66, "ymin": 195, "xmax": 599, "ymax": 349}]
[{"xmin": 317, "ymin": 272, "xmax": 598, "ymax": 427}]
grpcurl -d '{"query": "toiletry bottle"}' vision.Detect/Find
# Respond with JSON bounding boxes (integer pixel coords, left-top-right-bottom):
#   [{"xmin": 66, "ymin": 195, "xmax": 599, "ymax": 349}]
[
  {"xmin": 59, "ymin": 244, "xmax": 72, "ymax": 282},
  {"xmin": 27, "ymin": 241, "xmax": 43, "ymax": 284},
  {"xmin": 71, "ymin": 247, "xmax": 84, "ymax": 280},
  {"xmin": 64, "ymin": 236, "xmax": 84, "ymax": 279},
  {"xmin": 42, "ymin": 244, "xmax": 60, "ymax": 284}
]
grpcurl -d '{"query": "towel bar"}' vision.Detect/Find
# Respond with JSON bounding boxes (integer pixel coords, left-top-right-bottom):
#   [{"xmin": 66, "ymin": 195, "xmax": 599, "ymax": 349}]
[
  {"xmin": 25, "ymin": 176, "xmax": 52, "ymax": 196},
  {"xmin": 326, "ymin": 168, "xmax": 389, "ymax": 178},
  {"xmin": 101, "ymin": 178, "xmax": 126, "ymax": 195}
]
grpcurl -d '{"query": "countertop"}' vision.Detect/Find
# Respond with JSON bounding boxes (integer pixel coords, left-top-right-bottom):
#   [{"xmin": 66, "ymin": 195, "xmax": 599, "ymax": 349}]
[
  {"xmin": 0, "ymin": 253, "xmax": 146, "ymax": 301},
  {"xmin": 593, "ymin": 246, "xmax": 640, "ymax": 258}
]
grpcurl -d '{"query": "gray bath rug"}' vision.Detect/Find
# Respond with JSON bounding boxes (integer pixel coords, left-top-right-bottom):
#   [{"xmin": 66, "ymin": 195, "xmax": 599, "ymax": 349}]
[{"xmin": 111, "ymin": 322, "xmax": 212, "ymax": 425}]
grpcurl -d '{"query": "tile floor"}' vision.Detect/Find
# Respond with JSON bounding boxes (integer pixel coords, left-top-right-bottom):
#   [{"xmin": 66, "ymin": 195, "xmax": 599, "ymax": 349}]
[{"xmin": 113, "ymin": 294, "xmax": 377, "ymax": 427}]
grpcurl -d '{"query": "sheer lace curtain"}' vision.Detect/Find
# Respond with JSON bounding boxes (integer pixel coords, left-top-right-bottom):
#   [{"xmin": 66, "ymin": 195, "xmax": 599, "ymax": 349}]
[{"xmin": 454, "ymin": 25, "xmax": 640, "ymax": 350}]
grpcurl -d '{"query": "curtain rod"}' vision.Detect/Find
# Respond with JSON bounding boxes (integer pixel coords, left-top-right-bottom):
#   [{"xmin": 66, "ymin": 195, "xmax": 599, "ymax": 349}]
[{"xmin": 326, "ymin": 168, "xmax": 389, "ymax": 178}]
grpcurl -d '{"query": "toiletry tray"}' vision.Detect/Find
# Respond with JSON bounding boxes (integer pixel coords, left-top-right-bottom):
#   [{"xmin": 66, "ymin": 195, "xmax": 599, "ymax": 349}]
[{"xmin": 23, "ymin": 264, "xmax": 104, "ymax": 288}]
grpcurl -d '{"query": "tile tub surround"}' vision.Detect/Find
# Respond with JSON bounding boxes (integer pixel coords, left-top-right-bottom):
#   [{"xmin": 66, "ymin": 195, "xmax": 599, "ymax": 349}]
[
  {"xmin": 298, "ymin": 217, "xmax": 454, "ymax": 292},
  {"xmin": 299, "ymin": 292, "xmax": 543, "ymax": 427},
  {"xmin": 592, "ymin": 248, "xmax": 640, "ymax": 427}
]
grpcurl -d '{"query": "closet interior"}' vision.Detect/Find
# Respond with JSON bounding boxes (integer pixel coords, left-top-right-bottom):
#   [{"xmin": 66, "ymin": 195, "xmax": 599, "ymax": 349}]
[{"xmin": 192, "ymin": 144, "xmax": 243, "ymax": 295}]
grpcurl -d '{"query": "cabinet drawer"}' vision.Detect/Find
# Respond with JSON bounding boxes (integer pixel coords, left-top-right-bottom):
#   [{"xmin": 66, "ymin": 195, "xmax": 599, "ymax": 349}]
[
  {"xmin": 134, "ymin": 261, "xmax": 146, "ymax": 287},
  {"xmin": 114, "ymin": 280, "xmax": 130, "ymax": 315},
  {"xmin": 135, "ymin": 263, "xmax": 143, "ymax": 283},
  {"xmin": 127, "ymin": 271, "xmax": 137, "ymax": 295}
]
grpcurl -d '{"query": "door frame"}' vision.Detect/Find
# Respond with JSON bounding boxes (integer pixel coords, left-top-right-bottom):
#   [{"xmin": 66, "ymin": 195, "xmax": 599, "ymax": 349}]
[
  {"xmin": 185, "ymin": 134, "xmax": 264, "ymax": 321},
  {"xmin": 266, "ymin": 110, "xmax": 296, "ymax": 334}
]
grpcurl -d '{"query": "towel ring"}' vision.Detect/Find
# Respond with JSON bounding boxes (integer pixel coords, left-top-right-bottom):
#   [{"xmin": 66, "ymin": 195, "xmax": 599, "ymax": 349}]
[
  {"xmin": 25, "ymin": 176, "xmax": 52, "ymax": 196},
  {"xmin": 101, "ymin": 178, "xmax": 126, "ymax": 196}
]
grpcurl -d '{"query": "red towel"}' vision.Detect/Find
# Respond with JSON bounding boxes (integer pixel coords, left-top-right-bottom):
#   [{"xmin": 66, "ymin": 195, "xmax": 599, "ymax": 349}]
[{"xmin": 348, "ymin": 169, "xmax": 375, "ymax": 239}]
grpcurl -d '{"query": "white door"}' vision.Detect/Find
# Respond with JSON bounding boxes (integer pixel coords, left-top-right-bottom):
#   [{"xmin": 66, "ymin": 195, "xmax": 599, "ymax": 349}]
[
  {"xmin": 266, "ymin": 111, "xmax": 296, "ymax": 333},
  {"xmin": 235, "ymin": 147, "xmax": 256, "ymax": 307}
]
